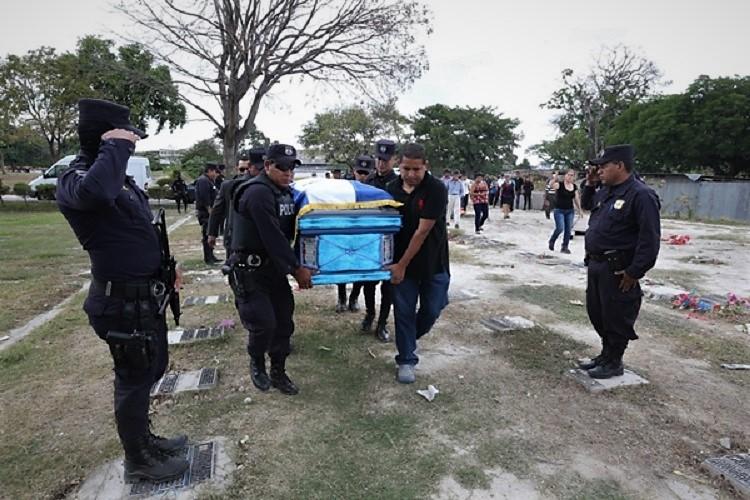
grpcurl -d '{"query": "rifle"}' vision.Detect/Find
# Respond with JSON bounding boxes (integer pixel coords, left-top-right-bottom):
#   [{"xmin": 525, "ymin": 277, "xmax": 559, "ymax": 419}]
[{"xmin": 152, "ymin": 208, "xmax": 181, "ymax": 325}]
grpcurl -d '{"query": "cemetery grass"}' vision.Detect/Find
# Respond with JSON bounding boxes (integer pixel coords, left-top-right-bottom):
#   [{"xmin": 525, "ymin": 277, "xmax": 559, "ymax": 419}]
[
  {"xmin": 2, "ymin": 210, "xmax": 749, "ymax": 499},
  {"xmin": 0, "ymin": 208, "xmax": 186, "ymax": 334},
  {"xmin": 0, "ymin": 207, "xmax": 90, "ymax": 332}
]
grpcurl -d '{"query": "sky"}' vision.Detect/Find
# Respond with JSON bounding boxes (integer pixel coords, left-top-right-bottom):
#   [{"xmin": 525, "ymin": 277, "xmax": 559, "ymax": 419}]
[{"xmin": 3, "ymin": 0, "xmax": 750, "ymax": 162}]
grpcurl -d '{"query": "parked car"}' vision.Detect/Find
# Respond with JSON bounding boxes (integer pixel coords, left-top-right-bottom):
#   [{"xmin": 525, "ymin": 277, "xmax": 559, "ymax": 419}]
[{"xmin": 28, "ymin": 155, "xmax": 154, "ymax": 196}]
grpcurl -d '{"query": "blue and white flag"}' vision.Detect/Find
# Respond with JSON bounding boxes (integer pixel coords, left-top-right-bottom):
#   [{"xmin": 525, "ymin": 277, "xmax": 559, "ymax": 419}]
[{"xmin": 293, "ymin": 178, "xmax": 400, "ymax": 217}]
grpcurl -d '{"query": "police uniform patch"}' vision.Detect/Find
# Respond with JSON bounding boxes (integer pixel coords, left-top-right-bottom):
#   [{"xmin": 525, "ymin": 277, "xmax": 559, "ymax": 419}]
[
  {"xmin": 379, "ymin": 145, "xmax": 386, "ymax": 153},
  {"xmin": 284, "ymin": 146, "xmax": 294, "ymax": 156},
  {"xmin": 614, "ymin": 199, "xmax": 625, "ymax": 210}
]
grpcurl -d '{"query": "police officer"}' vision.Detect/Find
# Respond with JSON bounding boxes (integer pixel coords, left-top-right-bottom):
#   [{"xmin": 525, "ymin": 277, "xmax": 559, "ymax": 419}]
[
  {"xmin": 580, "ymin": 145, "xmax": 660, "ymax": 379},
  {"xmin": 342, "ymin": 155, "xmax": 377, "ymax": 314},
  {"xmin": 228, "ymin": 144, "xmax": 313, "ymax": 395},
  {"xmin": 56, "ymin": 99, "xmax": 188, "ymax": 481},
  {"xmin": 195, "ymin": 164, "xmax": 220, "ymax": 264},
  {"xmin": 360, "ymin": 139, "xmax": 399, "ymax": 342},
  {"xmin": 170, "ymin": 171, "xmax": 188, "ymax": 214},
  {"xmin": 207, "ymin": 148, "xmax": 265, "ymax": 258}
]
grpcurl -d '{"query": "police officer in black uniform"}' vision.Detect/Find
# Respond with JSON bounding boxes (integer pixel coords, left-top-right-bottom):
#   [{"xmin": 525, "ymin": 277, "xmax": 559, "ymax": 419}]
[
  {"xmin": 195, "ymin": 164, "xmax": 220, "ymax": 264},
  {"xmin": 207, "ymin": 148, "xmax": 265, "ymax": 259},
  {"xmin": 580, "ymin": 145, "xmax": 661, "ymax": 378},
  {"xmin": 228, "ymin": 144, "xmax": 313, "ymax": 395},
  {"xmin": 359, "ymin": 139, "xmax": 399, "ymax": 342},
  {"xmin": 56, "ymin": 99, "xmax": 188, "ymax": 481}
]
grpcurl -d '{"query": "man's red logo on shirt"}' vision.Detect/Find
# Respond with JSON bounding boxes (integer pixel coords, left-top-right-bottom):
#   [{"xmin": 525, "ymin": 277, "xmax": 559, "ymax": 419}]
[{"xmin": 418, "ymin": 198, "xmax": 424, "ymax": 210}]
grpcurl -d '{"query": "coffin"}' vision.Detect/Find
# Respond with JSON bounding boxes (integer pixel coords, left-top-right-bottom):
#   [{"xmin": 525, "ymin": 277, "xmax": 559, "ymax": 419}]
[{"xmin": 293, "ymin": 178, "xmax": 402, "ymax": 285}]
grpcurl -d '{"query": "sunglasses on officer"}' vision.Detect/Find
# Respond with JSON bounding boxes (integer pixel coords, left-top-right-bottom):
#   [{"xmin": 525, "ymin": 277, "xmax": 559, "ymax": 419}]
[{"xmin": 271, "ymin": 162, "xmax": 296, "ymax": 172}]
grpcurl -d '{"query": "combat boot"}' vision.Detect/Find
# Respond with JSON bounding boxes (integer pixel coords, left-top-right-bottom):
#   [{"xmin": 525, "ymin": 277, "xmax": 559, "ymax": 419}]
[
  {"xmin": 148, "ymin": 421, "xmax": 188, "ymax": 455},
  {"xmin": 249, "ymin": 356, "xmax": 271, "ymax": 391},
  {"xmin": 348, "ymin": 299, "xmax": 360, "ymax": 312},
  {"xmin": 270, "ymin": 358, "xmax": 299, "ymax": 395},
  {"xmin": 335, "ymin": 300, "xmax": 347, "ymax": 313},
  {"xmin": 375, "ymin": 323, "xmax": 390, "ymax": 343},
  {"xmin": 578, "ymin": 340, "xmax": 610, "ymax": 370},
  {"xmin": 360, "ymin": 312, "xmax": 375, "ymax": 332},
  {"xmin": 124, "ymin": 436, "xmax": 189, "ymax": 482},
  {"xmin": 587, "ymin": 359, "xmax": 624, "ymax": 379}
]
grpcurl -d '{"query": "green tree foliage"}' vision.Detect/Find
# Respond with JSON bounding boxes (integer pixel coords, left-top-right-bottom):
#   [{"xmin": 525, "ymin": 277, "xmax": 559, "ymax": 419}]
[
  {"xmin": 538, "ymin": 45, "xmax": 665, "ymax": 162},
  {"xmin": 608, "ymin": 75, "xmax": 750, "ymax": 177},
  {"xmin": 527, "ymin": 128, "xmax": 590, "ymax": 169},
  {"xmin": 13, "ymin": 182, "xmax": 31, "ymax": 203},
  {"xmin": 178, "ymin": 139, "xmax": 221, "ymax": 179},
  {"xmin": 0, "ymin": 36, "xmax": 185, "ymax": 162},
  {"xmin": 1, "ymin": 124, "xmax": 52, "ymax": 168},
  {"xmin": 410, "ymin": 104, "xmax": 520, "ymax": 175},
  {"xmin": 300, "ymin": 106, "xmax": 380, "ymax": 165}
]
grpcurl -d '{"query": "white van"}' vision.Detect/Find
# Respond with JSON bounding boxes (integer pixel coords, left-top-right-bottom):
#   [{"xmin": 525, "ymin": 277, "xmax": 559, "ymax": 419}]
[{"xmin": 29, "ymin": 155, "xmax": 154, "ymax": 195}]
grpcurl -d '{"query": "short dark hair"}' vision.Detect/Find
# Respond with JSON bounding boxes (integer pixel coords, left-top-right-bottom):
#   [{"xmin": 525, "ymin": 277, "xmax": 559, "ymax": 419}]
[
  {"xmin": 204, "ymin": 163, "xmax": 220, "ymax": 173},
  {"xmin": 400, "ymin": 143, "xmax": 426, "ymax": 162},
  {"xmin": 452, "ymin": 169, "xmax": 460, "ymax": 175},
  {"xmin": 475, "ymin": 172, "xmax": 484, "ymax": 178}
]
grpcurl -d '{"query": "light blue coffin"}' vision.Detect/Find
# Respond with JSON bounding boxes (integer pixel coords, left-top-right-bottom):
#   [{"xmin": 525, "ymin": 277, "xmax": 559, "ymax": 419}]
[{"xmin": 298, "ymin": 209, "xmax": 401, "ymax": 285}]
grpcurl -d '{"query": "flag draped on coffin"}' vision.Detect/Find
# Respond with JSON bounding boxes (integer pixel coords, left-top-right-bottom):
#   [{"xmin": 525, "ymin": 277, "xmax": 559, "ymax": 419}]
[{"xmin": 292, "ymin": 178, "xmax": 402, "ymax": 285}]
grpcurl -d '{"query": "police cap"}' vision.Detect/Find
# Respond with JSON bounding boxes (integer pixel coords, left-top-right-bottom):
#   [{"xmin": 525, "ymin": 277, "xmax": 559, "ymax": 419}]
[
  {"xmin": 247, "ymin": 147, "xmax": 266, "ymax": 167},
  {"xmin": 354, "ymin": 155, "xmax": 375, "ymax": 174},
  {"xmin": 267, "ymin": 143, "xmax": 301, "ymax": 169},
  {"xmin": 374, "ymin": 139, "xmax": 396, "ymax": 161},
  {"xmin": 77, "ymin": 98, "xmax": 148, "ymax": 139},
  {"xmin": 589, "ymin": 144, "xmax": 634, "ymax": 166}
]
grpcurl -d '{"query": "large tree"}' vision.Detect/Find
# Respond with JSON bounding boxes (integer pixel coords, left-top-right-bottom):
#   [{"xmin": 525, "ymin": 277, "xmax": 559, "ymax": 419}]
[
  {"xmin": 299, "ymin": 101, "xmax": 407, "ymax": 164},
  {"xmin": 0, "ymin": 37, "xmax": 185, "ymax": 161},
  {"xmin": 526, "ymin": 128, "xmax": 589, "ymax": 169},
  {"xmin": 608, "ymin": 75, "xmax": 750, "ymax": 177},
  {"xmin": 118, "ymin": 0, "xmax": 432, "ymax": 168},
  {"xmin": 411, "ymin": 104, "xmax": 520, "ymax": 175},
  {"xmin": 539, "ymin": 45, "xmax": 666, "ymax": 160}
]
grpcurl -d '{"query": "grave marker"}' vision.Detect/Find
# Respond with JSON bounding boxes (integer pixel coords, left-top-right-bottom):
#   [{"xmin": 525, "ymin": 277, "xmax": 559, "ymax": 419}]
[
  {"xmin": 566, "ymin": 367, "xmax": 649, "ymax": 393},
  {"xmin": 703, "ymin": 453, "xmax": 750, "ymax": 498},
  {"xmin": 151, "ymin": 368, "xmax": 219, "ymax": 396}
]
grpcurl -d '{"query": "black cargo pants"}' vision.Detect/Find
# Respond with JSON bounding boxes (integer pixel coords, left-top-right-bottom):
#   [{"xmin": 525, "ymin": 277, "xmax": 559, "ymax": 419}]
[
  {"xmin": 231, "ymin": 266, "xmax": 295, "ymax": 362},
  {"xmin": 585, "ymin": 260, "xmax": 642, "ymax": 356},
  {"xmin": 86, "ymin": 290, "xmax": 168, "ymax": 446}
]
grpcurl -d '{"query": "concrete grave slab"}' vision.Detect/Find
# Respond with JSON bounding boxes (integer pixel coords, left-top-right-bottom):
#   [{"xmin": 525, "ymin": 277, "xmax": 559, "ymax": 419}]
[
  {"xmin": 151, "ymin": 368, "xmax": 219, "ymax": 396},
  {"xmin": 721, "ymin": 364, "xmax": 750, "ymax": 370},
  {"xmin": 566, "ymin": 367, "xmax": 649, "ymax": 393},
  {"xmin": 703, "ymin": 453, "xmax": 750, "ymax": 498},
  {"xmin": 73, "ymin": 437, "xmax": 232, "ymax": 500},
  {"xmin": 182, "ymin": 294, "xmax": 230, "ymax": 307},
  {"xmin": 183, "ymin": 269, "xmax": 223, "ymax": 277},
  {"xmin": 480, "ymin": 316, "xmax": 535, "ymax": 333},
  {"xmin": 448, "ymin": 288, "xmax": 479, "ymax": 302},
  {"xmin": 167, "ymin": 327, "xmax": 227, "ymax": 345},
  {"xmin": 643, "ymin": 284, "xmax": 687, "ymax": 301}
]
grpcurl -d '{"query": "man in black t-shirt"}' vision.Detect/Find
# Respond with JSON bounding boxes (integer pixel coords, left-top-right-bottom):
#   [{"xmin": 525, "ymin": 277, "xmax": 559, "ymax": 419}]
[{"xmin": 386, "ymin": 143, "xmax": 450, "ymax": 384}]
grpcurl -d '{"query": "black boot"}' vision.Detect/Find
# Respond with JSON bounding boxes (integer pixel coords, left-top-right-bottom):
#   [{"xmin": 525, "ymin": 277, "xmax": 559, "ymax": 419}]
[
  {"xmin": 375, "ymin": 323, "xmax": 390, "ymax": 343},
  {"xmin": 588, "ymin": 338, "xmax": 626, "ymax": 379},
  {"xmin": 148, "ymin": 421, "xmax": 188, "ymax": 455},
  {"xmin": 124, "ymin": 436, "xmax": 189, "ymax": 482},
  {"xmin": 578, "ymin": 339, "xmax": 609, "ymax": 370},
  {"xmin": 361, "ymin": 312, "xmax": 375, "ymax": 332},
  {"xmin": 348, "ymin": 299, "xmax": 360, "ymax": 312},
  {"xmin": 249, "ymin": 356, "xmax": 271, "ymax": 391},
  {"xmin": 270, "ymin": 358, "xmax": 299, "ymax": 395}
]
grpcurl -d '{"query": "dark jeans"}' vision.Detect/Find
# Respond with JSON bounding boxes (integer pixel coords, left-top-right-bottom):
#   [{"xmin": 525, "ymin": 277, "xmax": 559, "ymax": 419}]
[
  {"xmin": 174, "ymin": 195, "xmax": 188, "ymax": 213},
  {"xmin": 88, "ymin": 297, "xmax": 168, "ymax": 445},
  {"xmin": 544, "ymin": 193, "xmax": 555, "ymax": 219},
  {"xmin": 392, "ymin": 272, "xmax": 450, "ymax": 366},
  {"xmin": 586, "ymin": 260, "xmax": 641, "ymax": 354},
  {"xmin": 515, "ymin": 191, "xmax": 522, "ymax": 209},
  {"xmin": 235, "ymin": 271, "xmax": 295, "ymax": 362},
  {"xmin": 550, "ymin": 208, "xmax": 574, "ymax": 249},
  {"xmin": 461, "ymin": 194, "xmax": 469, "ymax": 211},
  {"xmin": 473, "ymin": 203, "xmax": 488, "ymax": 231},
  {"xmin": 362, "ymin": 280, "xmax": 392, "ymax": 326},
  {"xmin": 523, "ymin": 193, "xmax": 532, "ymax": 210}
]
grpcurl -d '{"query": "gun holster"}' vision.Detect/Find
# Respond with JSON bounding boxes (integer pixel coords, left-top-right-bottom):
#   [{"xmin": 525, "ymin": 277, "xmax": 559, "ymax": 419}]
[
  {"xmin": 105, "ymin": 330, "xmax": 153, "ymax": 371},
  {"xmin": 604, "ymin": 250, "xmax": 626, "ymax": 273}
]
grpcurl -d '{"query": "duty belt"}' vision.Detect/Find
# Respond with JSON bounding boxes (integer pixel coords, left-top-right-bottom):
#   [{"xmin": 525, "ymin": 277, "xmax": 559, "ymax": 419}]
[
  {"xmin": 586, "ymin": 250, "xmax": 634, "ymax": 262},
  {"xmin": 90, "ymin": 278, "xmax": 166, "ymax": 300},
  {"xmin": 585, "ymin": 253, "xmax": 609, "ymax": 262},
  {"xmin": 232, "ymin": 251, "xmax": 267, "ymax": 269}
]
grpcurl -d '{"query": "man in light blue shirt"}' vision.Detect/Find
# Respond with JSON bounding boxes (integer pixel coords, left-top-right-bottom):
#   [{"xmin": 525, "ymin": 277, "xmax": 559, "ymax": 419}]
[{"xmin": 445, "ymin": 170, "xmax": 465, "ymax": 228}]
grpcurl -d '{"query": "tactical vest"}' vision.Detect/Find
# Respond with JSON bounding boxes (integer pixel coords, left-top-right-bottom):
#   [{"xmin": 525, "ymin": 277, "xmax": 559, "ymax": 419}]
[{"xmin": 231, "ymin": 174, "xmax": 295, "ymax": 253}]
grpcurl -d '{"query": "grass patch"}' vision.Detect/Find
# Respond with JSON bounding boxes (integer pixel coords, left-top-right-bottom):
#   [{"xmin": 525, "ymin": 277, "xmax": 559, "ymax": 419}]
[
  {"xmin": 494, "ymin": 326, "xmax": 588, "ymax": 375},
  {"xmin": 453, "ymin": 465, "xmax": 491, "ymax": 490},
  {"xmin": 645, "ymin": 268, "xmax": 703, "ymax": 291},
  {"xmin": 450, "ymin": 245, "xmax": 481, "ymax": 265},
  {"xmin": 546, "ymin": 474, "xmax": 631, "ymax": 500},
  {"xmin": 505, "ymin": 285, "xmax": 588, "ymax": 325}
]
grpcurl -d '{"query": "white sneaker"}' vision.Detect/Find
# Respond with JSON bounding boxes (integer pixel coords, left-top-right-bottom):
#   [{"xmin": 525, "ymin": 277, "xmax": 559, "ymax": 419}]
[{"xmin": 397, "ymin": 364, "xmax": 416, "ymax": 384}]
